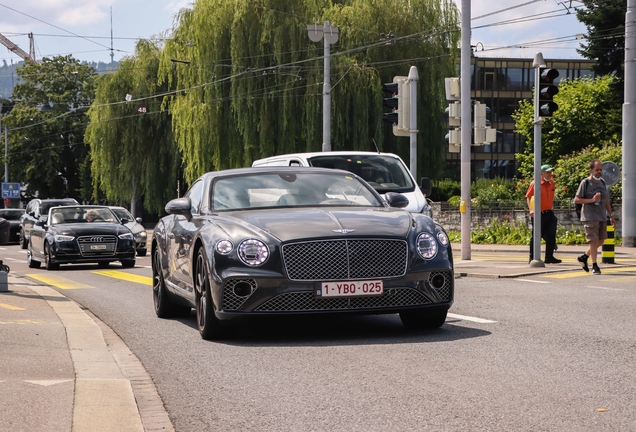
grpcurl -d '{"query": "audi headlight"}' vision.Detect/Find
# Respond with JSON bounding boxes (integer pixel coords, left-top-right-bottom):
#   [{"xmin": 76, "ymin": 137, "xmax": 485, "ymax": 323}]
[
  {"xmin": 238, "ymin": 239, "xmax": 269, "ymax": 266},
  {"xmin": 118, "ymin": 232, "xmax": 134, "ymax": 240},
  {"xmin": 215, "ymin": 239, "xmax": 234, "ymax": 255},
  {"xmin": 55, "ymin": 234, "xmax": 75, "ymax": 242},
  {"xmin": 139, "ymin": 231, "xmax": 147, "ymax": 238},
  {"xmin": 416, "ymin": 232, "xmax": 438, "ymax": 259}
]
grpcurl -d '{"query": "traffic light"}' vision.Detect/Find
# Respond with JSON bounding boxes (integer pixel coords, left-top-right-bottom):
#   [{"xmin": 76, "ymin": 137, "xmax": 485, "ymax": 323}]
[
  {"xmin": 382, "ymin": 76, "xmax": 409, "ymax": 136},
  {"xmin": 538, "ymin": 68, "xmax": 559, "ymax": 117}
]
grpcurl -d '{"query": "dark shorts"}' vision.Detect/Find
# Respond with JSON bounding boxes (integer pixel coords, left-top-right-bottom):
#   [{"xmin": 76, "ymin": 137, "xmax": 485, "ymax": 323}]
[{"xmin": 583, "ymin": 220, "xmax": 607, "ymax": 242}]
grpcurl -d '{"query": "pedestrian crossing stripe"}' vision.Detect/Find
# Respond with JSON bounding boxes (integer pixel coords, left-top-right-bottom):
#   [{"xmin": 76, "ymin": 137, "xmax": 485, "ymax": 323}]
[
  {"xmin": 542, "ymin": 266, "xmax": 636, "ymax": 279},
  {"xmin": 0, "ymin": 303, "xmax": 26, "ymax": 311},
  {"xmin": 92, "ymin": 270, "xmax": 153, "ymax": 286},
  {"xmin": 26, "ymin": 274, "xmax": 94, "ymax": 289}
]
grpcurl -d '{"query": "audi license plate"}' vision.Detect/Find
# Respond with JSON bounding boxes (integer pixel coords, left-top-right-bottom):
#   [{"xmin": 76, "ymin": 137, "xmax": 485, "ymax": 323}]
[
  {"xmin": 90, "ymin": 244, "xmax": 107, "ymax": 250},
  {"xmin": 315, "ymin": 280, "xmax": 383, "ymax": 298}
]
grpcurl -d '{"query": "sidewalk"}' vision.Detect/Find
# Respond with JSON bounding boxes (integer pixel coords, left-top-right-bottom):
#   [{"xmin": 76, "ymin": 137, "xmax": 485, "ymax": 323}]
[
  {"xmin": 0, "ymin": 274, "xmax": 173, "ymax": 432},
  {"xmin": 452, "ymin": 243, "xmax": 636, "ymax": 278}
]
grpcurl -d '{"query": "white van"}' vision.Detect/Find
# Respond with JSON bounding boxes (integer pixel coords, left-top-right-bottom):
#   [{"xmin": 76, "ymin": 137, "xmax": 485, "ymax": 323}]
[{"xmin": 252, "ymin": 151, "xmax": 433, "ymax": 217}]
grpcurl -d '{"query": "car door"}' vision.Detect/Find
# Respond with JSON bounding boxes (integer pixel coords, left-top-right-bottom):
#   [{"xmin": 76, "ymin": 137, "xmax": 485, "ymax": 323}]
[
  {"xmin": 169, "ymin": 180, "xmax": 205, "ymax": 293},
  {"xmin": 29, "ymin": 207, "xmax": 47, "ymax": 258},
  {"xmin": 22, "ymin": 201, "xmax": 37, "ymax": 243}
]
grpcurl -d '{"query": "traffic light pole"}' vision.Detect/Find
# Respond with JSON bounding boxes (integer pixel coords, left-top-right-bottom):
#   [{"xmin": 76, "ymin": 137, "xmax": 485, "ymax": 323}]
[
  {"xmin": 623, "ymin": 0, "xmax": 636, "ymax": 247},
  {"xmin": 531, "ymin": 53, "xmax": 545, "ymax": 267},
  {"xmin": 408, "ymin": 66, "xmax": 418, "ymax": 180},
  {"xmin": 460, "ymin": 0, "xmax": 471, "ymax": 260},
  {"xmin": 323, "ymin": 22, "xmax": 332, "ymax": 153}
]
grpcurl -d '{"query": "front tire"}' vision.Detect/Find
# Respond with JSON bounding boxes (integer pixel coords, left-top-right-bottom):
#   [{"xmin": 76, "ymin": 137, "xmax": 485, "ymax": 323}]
[
  {"xmin": 44, "ymin": 243, "xmax": 59, "ymax": 270},
  {"xmin": 195, "ymin": 249, "xmax": 224, "ymax": 340},
  {"xmin": 20, "ymin": 230, "xmax": 28, "ymax": 249},
  {"xmin": 27, "ymin": 251, "xmax": 41, "ymax": 269},
  {"xmin": 399, "ymin": 307, "xmax": 448, "ymax": 330},
  {"xmin": 152, "ymin": 248, "xmax": 190, "ymax": 318}
]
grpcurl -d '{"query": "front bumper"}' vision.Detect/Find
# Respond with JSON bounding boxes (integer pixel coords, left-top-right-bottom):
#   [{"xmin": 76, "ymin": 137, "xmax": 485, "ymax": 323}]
[{"xmin": 51, "ymin": 239, "xmax": 136, "ymax": 264}]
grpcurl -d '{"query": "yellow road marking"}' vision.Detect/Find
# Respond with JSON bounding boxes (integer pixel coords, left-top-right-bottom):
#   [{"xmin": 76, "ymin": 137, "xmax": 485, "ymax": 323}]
[
  {"xmin": 92, "ymin": 270, "xmax": 153, "ymax": 286},
  {"xmin": 0, "ymin": 319, "xmax": 42, "ymax": 325},
  {"xmin": 25, "ymin": 274, "xmax": 94, "ymax": 290},
  {"xmin": 543, "ymin": 266, "xmax": 636, "ymax": 279},
  {"xmin": 0, "ymin": 303, "xmax": 26, "ymax": 311}
]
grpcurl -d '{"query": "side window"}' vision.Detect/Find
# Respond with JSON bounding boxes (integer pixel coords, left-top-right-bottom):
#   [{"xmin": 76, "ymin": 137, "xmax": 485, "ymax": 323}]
[
  {"xmin": 185, "ymin": 180, "xmax": 204, "ymax": 215},
  {"xmin": 289, "ymin": 160, "xmax": 302, "ymax": 166}
]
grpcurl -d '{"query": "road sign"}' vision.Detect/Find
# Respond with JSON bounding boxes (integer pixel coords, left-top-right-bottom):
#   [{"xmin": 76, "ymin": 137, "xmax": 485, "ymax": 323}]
[{"xmin": 1, "ymin": 182, "xmax": 20, "ymax": 199}]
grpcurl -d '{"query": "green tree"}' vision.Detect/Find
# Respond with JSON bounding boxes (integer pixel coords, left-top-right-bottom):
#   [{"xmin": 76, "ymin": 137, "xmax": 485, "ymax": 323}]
[
  {"xmin": 512, "ymin": 75, "xmax": 621, "ymax": 180},
  {"xmin": 85, "ymin": 39, "xmax": 179, "ymax": 215},
  {"xmin": 160, "ymin": 0, "xmax": 459, "ymax": 185},
  {"xmin": 3, "ymin": 55, "xmax": 96, "ymax": 199}
]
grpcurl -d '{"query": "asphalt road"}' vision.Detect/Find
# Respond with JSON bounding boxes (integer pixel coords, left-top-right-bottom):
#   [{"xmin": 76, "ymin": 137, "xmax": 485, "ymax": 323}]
[{"xmin": 2, "ymin": 244, "xmax": 636, "ymax": 431}]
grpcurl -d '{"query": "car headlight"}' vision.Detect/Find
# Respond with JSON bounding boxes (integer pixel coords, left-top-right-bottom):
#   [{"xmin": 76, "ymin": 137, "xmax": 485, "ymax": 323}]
[
  {"xmin": 416, "ymin": 232, "xmax": 438, "ymax": 259},
  {"xmin": 118, "ymin": 232, "xmax": 134, "ymax": 240},
  {"xmin": 436, "ymin": 230, "xmax": 449, "ymax": 246},
  {"xmin": 139, "ymin": 231, "xmax": 147, "ymax": 238},
  {"xmin": 238, "ymin": 239, "xmax": 269, "ymax": 266},
  {"xmin": 215, "ymin": 239, "xmax": 234, "ymax": 255},
  {"xmin": 55, "ymin": 234, "xmax": 75, "ymax": 242}
]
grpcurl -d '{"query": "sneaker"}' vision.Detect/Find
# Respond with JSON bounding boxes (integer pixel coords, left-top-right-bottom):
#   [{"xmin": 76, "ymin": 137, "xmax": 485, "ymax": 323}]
[
  {"xmin": 544, "ymin": 257, "xmax": 562, "ymax": 264},
  {"xmin": 578, "ymin": 254, "xmax": 589, "ymax": 272},
  {"xmin": 592, "ymin": 263, "xmax": 601, "ymax": 275}
]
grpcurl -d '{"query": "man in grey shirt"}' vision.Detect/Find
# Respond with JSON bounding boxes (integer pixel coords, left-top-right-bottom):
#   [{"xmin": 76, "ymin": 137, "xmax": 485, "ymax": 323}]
[{"xmin": 574, "ymin": 159, "xmax": 616, "ymax": 274}]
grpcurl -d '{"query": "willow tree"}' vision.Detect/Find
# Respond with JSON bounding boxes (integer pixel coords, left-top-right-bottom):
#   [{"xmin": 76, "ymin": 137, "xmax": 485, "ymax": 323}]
[
  {"xmin": 85, "ymin": 39, "xmax": 180, "ymax": 215},
  {"xmin": 160, "ymin": 0, "xmax": 458, "ymax": 185}
]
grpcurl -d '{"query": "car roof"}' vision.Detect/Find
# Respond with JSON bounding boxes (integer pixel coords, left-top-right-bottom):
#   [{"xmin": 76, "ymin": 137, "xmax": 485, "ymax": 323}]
[
  {"xmin": 254, "ymin": 151, "xmax": 402, "ymax": 161},
  {"xmin": 199, "ymin": 166, "xmax": 359, "ymax": 181}
]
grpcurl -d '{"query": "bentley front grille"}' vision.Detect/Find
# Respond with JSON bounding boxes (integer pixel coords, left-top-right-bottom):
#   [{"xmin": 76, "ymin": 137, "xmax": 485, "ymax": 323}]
[
  {"xmin": 78, "ymin": 235, "xmax": 117, "ymax": 256},
  {"xmin": 282, "ymin": 239, "xmax": 408, "ymax": 281},
  {"xmin": 254, "ymin": 288, "xmax": 431, "ymax": 312},
  {"xmin": 428, "ymin": 270, "xmax": 453, "ymax": 301},
  {"xmin": 222, "ymin": 279, "xmax": 257, "ymax": 311}
]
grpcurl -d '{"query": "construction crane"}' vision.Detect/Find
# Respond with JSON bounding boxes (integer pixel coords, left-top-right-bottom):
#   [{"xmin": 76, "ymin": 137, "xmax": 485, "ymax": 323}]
[{"xmin": 0, "ymin": 32, "xmax": 36, "ymax": 63}]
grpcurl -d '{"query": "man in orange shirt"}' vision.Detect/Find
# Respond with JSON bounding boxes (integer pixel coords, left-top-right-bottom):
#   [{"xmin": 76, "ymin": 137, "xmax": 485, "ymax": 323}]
[{"xmin": 525, "ymin": 164, "xmax": 561, "ymax": 264}]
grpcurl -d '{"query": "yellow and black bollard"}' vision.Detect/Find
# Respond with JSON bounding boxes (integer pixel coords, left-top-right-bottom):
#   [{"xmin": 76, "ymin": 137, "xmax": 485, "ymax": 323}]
[{"xmin": 602, "ymin": 223, "xmax": 615, "ymax": 264}]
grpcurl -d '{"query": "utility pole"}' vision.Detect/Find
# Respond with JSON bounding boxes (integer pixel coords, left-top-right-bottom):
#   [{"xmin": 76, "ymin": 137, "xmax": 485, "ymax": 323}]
[
  {"xmin": 460, "ymin": 0, "xmax": 471, "ymax": 260},
  {"xmin": 623, "ymin": 0, "xmax": 636, "ymax": 247},
  {"xmin": 531, "ymin": 53, "xmax": 545, "ymax": 267},
  {"xmin": 408, "ymin": 66, "xmax": 418, "ymax": 180},
  {"xmin": 308, "ymin": 21, "xmax": 339, "ymax": 152}
]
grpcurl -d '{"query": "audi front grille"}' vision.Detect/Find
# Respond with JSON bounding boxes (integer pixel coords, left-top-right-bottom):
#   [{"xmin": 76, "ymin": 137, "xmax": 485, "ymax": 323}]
[
  {"xmin": 78, "ymin": 235, "xmax": 117, "ymax": 256},
  {"xmin": 282, "ymin": 239, "xmax": 408, "ymax": 281}
]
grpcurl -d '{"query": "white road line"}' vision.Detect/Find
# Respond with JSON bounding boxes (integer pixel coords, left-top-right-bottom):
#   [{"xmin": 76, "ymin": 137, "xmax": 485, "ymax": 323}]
[
  {"xmin": 2, "ymin": 257, "xmax": 25, "ymax": 262},
  {"xmin": 447, "ymin": 313, "xmax": 497, "ymax": 324},
  {"xmin": 587, "ymin": 286, "xmax": 626, "ymax": 291},
  {"xmin": 516, "ymin": 279, "xmax": 551, "ymax": 284}
]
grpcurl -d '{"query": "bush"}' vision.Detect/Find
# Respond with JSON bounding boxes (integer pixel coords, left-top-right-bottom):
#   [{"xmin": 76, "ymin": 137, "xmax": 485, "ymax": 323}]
[
  {"xmin": 447, "ymin": 221, "xmax": 593, "ymax": 245},
  {"xmin": 431, "ymin": 179, "xmax": 461, "ymax": 201}
]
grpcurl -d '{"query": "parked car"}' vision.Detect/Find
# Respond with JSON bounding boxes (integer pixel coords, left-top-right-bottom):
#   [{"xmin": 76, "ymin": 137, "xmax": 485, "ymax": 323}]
[
  {"xmin": 27, "ymin": 205, "xmax": 136, "ymax": 270},
  {"xmin": 109, "ymin": 206, "xmax": 147, "ymax": 256},
  {"xmin": 0, "ymin": 208, "xmax": 26, "ymax": 244},
  {"xmin": 152, "ymin": 167, "xmax": 454, "ymax": 340},
  {"xmin": 20, "ymin": 198, "xmax": 79, "ymax": 249}
]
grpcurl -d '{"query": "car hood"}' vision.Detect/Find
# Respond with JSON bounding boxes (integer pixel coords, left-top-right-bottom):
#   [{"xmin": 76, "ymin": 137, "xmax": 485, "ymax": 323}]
[
  {"xmin": 50, "ymin": 223, "xmax": 131, "ymax": 237},
  {"xmin": 226, "ymin": 207, "xmax": 414, "ymax": 242}
]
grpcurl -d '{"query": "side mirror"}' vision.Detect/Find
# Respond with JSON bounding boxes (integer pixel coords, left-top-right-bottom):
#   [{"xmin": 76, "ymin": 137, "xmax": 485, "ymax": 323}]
[
  {"xmin": 385, "ymin": 192, "xmax": 409, "ymax": 209},
  {"xmin": 420, "ymin": 177, "xmax": 431, "ymax": 197},
  {"xmin": 165, "ymin": 197, "xmax": 192, "ymax": 218},
  {"xmin": 135, "ymin": 217, "xmax": 143, "ymax": 224},
  {"xmin": 35, "ymin": 220, "xmax": 46, "ymax": 227},
  {"xmin": 120, "ymin": 217, "xmax": 131, "ymax": 224}
]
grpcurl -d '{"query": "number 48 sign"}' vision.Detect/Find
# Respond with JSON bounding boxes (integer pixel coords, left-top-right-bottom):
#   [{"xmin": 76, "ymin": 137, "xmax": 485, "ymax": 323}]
[{"xmin": 137, "ymin": 105, "xmax": 147, "ymax": 114}]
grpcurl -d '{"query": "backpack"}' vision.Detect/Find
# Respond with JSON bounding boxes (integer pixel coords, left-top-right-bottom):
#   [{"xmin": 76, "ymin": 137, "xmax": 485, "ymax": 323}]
[{"xmin": 575, "ymin": 178, "xmax": 604, "ymax": 220}]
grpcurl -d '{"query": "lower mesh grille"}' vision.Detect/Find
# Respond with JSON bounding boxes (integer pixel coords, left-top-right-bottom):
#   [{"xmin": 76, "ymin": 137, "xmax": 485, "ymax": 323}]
[
  {"xmin": 222, "ymin": 279, "xmax": 257, "ymax": 311},
  {"xmin": 254, "ymin": 288, "xmax": 431, "ymax": 312},
  {"xmin": 428, "ymin": 270, "xmax": 452, "ymax": 301}
]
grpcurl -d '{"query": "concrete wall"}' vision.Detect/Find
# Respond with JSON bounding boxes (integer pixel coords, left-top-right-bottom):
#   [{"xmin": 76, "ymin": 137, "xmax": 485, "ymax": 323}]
[{"xmin": 431, "ymin": 202, "xmax": 623, "ymax": 237}]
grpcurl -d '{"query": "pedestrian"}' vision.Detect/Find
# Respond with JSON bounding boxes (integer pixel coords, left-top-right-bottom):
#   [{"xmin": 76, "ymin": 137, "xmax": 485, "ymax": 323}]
[
  {"xmin": 574, "ymin": 159, "xmax": 616, "ymax": 275},
  {"xmin": 525, "ymin": 164, "xmax": 562, "ymax": 264}
]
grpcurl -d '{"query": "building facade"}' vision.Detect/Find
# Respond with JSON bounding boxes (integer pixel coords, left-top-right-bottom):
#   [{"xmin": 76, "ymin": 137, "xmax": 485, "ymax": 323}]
[{"xmin": 446, "ymin": 57, "xmax": 596, "ymax": 179}]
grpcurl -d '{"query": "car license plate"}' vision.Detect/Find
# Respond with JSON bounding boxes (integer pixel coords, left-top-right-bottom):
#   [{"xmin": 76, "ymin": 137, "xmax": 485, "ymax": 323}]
[
  {"xmin": 90, "ymin": 244, "xmax": 107, "ymax": 250},
  {"xmin": 315, "ymin": 280, "xmax": 383, "ymax": 298}
]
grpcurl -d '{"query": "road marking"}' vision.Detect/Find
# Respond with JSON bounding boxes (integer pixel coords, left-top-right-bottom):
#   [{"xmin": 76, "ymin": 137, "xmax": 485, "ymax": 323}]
[
  {"xmin": 0, "ymin": 303, "xmax": 26, "ymax": 311},
  {"xmin": 26, "ymin": 274, "xmax": 94, "ymax": 290},
  {"xmin": 516, "ymin": 279, "xmax": 551, "ymax": 284},
  {"xmin": 24, "ymin": 380, "xmax": 72, "ymax": 387},
  {"xmin": 92, "ymin": 270, "xmax": 153, "ymax": 286},
  {"xmin": 587, "ymin": 286, "xmax": 626, "ymax": 291},
  {"xmin": 0, "ymin": 319, "xmax": 42, "ymax": 325},
  {"xmin": 604, "ymin": 276, "xmax": 636, "ymax": 282},
  {"xmin": 543, "ymin": 266, "xmax": 636, "ymax": 279},
  {"xmin": 447, "ymin": 313, "xmax": 497, "ymax": 324},
  {"xmin": 2, "ymin": 257, "xmax": 23, "ymax": 262}
]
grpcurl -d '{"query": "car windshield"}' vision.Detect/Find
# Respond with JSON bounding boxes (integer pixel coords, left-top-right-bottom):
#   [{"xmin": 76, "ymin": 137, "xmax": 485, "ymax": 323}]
[
  {"xmin": 212, "ymin": 172, "xmax": 383, "ymax": 211},
  {"xmin": 41, "ymin": 201, "xmax": 76, "ymax": 215},
  {"xmin": 111, "ymin": 208, "xmax": 133, "ymax": 222},
  {"xmin": 307, "ymin": 154, "xmax": 414, "ymax": 193},
  {"xmin": 0, "ymin": 210, "xmax": 24, "ymax": 220},
  {"xmin": 49, "ymin": 207, "xmax": 117, "ymax": 225}
]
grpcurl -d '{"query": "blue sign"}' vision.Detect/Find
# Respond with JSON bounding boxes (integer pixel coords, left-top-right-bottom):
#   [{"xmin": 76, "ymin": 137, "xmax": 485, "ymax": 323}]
[{"xmin": 1, "ymin": 183, "xmax": 21, "ymax": 199}]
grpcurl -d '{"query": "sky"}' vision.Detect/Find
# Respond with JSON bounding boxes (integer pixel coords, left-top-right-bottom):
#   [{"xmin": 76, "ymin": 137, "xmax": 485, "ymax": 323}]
[{"xmin": 0, "ymin": 0, "xmax": 589, "ymax": 65}]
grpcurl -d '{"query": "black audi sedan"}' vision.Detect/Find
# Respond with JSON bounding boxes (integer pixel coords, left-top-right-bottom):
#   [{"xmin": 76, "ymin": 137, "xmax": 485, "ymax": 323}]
[
  {"xmin": 27, "ymin": 205, "xmax": 136, "ymax": 270},
  {"xmin": 152, "ymin": 167, "xmax": 454, "ymax": 340},
  {"xmin": 0, "ymin": 208, "xmax": 26, "ymax": 244}
]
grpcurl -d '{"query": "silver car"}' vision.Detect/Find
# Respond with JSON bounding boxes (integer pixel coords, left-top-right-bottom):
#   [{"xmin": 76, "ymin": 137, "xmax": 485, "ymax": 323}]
[{"xmin": 109, "ymin": 206, "xmax": 147, "ymax": 256}]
